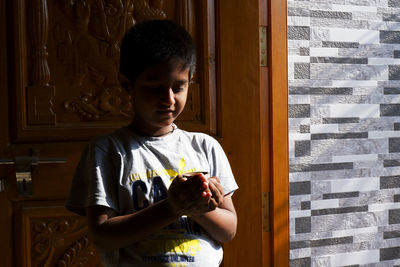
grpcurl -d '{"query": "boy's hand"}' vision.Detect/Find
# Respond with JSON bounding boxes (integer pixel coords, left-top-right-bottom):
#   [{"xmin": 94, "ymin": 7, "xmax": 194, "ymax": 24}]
[
  {"xmin": 207, "ymin": 177, "xmax": 225, "ymax": 211},
  {"xmin": 167, "ymin": 174, "xmax": 212, "ymax": 216}
]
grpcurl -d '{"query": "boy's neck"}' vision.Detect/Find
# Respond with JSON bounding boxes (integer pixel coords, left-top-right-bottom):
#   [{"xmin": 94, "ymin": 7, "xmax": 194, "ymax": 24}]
[{"xmin": 129, "ymin": 122, "xmax": 176, "ymax": 137}]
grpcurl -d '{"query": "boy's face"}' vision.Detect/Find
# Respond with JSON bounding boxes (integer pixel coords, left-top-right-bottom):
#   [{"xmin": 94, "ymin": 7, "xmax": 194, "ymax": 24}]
[{"xmin": 130, "ymin": 60, "xmax": 190, "ymax": 136}]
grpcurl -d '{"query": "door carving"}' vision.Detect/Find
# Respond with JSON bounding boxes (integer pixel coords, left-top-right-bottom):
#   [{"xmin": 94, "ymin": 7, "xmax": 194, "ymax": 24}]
[{"xmin": 9, "ymin": 0, "xmax": 217, "ymax": 142}]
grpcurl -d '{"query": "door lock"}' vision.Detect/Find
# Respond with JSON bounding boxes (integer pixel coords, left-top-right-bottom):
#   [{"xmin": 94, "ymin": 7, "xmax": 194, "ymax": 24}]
[{"xmin": 0, "ymin": 155, "xmax": 66, "ymax": 196}]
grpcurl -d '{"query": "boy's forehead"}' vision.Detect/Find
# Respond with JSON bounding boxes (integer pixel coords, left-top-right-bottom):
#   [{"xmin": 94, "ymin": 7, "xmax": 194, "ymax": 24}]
[{"xmin": 141, "ymin": 61, "xmax": 190, "ymax": 82}]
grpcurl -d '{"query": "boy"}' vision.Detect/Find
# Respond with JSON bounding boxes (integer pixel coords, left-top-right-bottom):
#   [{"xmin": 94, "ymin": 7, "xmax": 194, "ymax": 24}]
[{"xmin": 66, "ymin": 19, "xmax": 238, "ymax": 266}]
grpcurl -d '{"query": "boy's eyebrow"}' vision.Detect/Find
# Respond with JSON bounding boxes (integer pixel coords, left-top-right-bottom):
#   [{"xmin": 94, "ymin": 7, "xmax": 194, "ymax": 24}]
[
  {"xmin": 142, "ymin": 79, "xmax": 189, "ymax": 85},
  {"xmin": 174, "ymin": 79, "xmax": 189, "ymax": 85}
]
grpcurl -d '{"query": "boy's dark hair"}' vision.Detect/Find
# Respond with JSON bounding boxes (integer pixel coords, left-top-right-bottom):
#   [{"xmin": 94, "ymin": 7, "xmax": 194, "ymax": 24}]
[{"xmin": 120, "ymin": 19, "xmax": 196, "ymax": 86}]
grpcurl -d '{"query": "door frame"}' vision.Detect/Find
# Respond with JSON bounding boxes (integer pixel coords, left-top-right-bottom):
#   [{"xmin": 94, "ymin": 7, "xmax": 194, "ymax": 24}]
[{"xmin": 218, "ymin": 0, "xmax": 289, "ymax": 266}]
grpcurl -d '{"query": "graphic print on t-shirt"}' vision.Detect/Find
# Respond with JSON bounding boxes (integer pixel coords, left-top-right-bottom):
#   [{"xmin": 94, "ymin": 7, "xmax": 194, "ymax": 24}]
[{"xmin": 128, "ymin": 157, "xmax": 209, "ymax": 265}]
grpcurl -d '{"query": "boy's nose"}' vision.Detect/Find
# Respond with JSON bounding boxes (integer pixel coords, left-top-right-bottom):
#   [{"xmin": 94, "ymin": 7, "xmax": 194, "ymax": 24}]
[{"xmin": 160, "ymin": 88, "xmax": 175, "ymax": 106}]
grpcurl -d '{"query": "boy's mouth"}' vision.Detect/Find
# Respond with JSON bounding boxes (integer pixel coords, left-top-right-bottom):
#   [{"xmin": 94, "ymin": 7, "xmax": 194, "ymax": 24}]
[{"xmin": 156, "ymin": 109, "xmax": 174, "ymax": 114}]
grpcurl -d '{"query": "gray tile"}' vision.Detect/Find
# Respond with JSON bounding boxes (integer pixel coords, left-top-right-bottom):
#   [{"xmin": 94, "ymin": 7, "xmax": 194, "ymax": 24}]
[
  {"xmin": 323, "ymin": 192, "xmax": 359, "ymax": 199},
  {"xmin": 289, "ymin": 86, "xmax": 353, "ymax": 95},
  {"xmin": 288, "ymin": 26, "xmax": 310, "ymax": 40},
  {"xmin": 384, "ymin": 230, "xmax": 400, "ymax": 239},
  {"xmin": 311, "ymin": 206, "xmax": 368, "ymax": 216},
  {"xmin": 291, "ymin": 240, "xmax": 311, "ymax": 249},
  {"xmin": 389, "ymin": 209, "xmax": 400, "ymax": 224},
  {"xmin": 310, "ymin": 57, "xmax": 367, "ymax": 64},
  {"xmin": 300, "ymin": 125, "xmax": 310, "ymax": 133},
  {"xmin": 383, "ymin": 13, "xmax": 400, "ymax": 22},
  {"xmin": 389, "ymin": 138, "xmax": 400, "ymax": 153},
  {"xmin": 381, "ymin": 104, "xmax": 400, "ymax": 116},
  {"xmin": 295, "ymin": 140, "xmax": 311, "ymax": 157},
  {"xmin": 323, "ymin": 117, "xmax": 360, "ymax": 124},
  {"xmin": 295, "ymin": 63, "xmax": 310, "ymax": 79},
  {"xmin": 290, "ymin": 181, "xmax": 311, "ymax": 196},
  {"xmin": 380, "ymin": 175, "xmax": 400, "ymax": 189},
  {"xmin": 290, "ymin": 257, "xmax": 311, "ymax": 267},
  {"xmin": 384, "ymin": 160, "xmax": 400, "ymax": 167},
  {"xmin": 389, "ymin": 0, "xmax": 400, "ymax": 7},
  {"xmin": 380, "ymin": 31, "xmax": 400, "ymax": 44},
  {"xmin": 311, "ymin": 132, "xmax": 368, "ymax": 140},
  {"xmin": 301, "ymin": 201, "xmax": 311, "ymax": 210},
  {"xmin": 310, "ymin": 236, "xmax": 353, "ymax": 247},
  {"xmin": 310, "ymin": 10, "xmax": 352, "ymax": 19},
  {"xmin": 289, "ymin": 104, "xmax": 310, "ymax": 118},
  {"xmin": 290, "ymin": 162, "xmax": 353, "ymax": 172},
  {"xmin": 295, "ymin": 217, "xmax": 311, "ymax": 234},
  {"xmin": 288, "ymin": 7, "xmax": 310, "ymax": 17},
  {"xmin": 384, "ymin": 88, "xmax": 400, "ymax": 94},
  {"xmin": 290, "ymin": 87, "xmax": 310, "ymax": 94},
  {"xmin": 322, "ymin": 41, "xmax": 359, "ymax": 48},
  {"xmin": 380, "ymin": 246, "xmax": 400, "ymax": 260},
  {"xmin": 389, "ymin": 65, "xmax": 400, "ymax": 80},
  {"xmin": 299, "ymin": 47, "xmax": 310, "ymax": 56}
]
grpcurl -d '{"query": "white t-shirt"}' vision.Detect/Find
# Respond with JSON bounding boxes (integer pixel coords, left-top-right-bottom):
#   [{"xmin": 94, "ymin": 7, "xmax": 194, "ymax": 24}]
[{"xmin": 66, "ymin": 126, "xmax": 238, "ymax": 267}]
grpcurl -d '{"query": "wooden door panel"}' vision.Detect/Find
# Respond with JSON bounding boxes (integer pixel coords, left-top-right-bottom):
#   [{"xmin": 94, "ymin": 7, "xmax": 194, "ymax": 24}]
[
  {"xmin": 14, "ymin": 202, "xmax": 101, "ymax": 267},
  {"xmin": 8, "ymin": 0, "xmax": 217, "ymax": 143}
]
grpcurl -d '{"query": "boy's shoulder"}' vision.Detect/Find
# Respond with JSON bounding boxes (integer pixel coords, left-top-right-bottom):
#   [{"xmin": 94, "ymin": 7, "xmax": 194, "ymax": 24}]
[
  {"xmin": 88, "ymin": 127, "xmax": 134, "ymax": 151},
  {"xmin": 177, "ymin": 129, "xmax": 221, "ymax": 147}
]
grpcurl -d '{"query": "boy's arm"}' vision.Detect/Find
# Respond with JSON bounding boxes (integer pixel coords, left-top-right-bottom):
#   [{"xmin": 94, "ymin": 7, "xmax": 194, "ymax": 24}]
[
  {"xmin": 86, "ymin": 199, "xmax": 180, "ymax": 251},
  {"xmin": 190, "ymin": 177, "xmax": 237, "ymax": 243},
  {"xmin": 191, "ymin": 194, "xmax": 237, "ymax": 243},
  {"xmin": 86, "ymin": 175, "xmax": 210, "ymax": 251}
]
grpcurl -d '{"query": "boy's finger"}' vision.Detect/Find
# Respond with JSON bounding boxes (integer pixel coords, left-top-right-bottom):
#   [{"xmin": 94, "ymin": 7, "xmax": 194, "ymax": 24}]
[
  {"xmin": 209, "ymin": 178, "xmax": 224, "ymax": 196},
  {"xmin": 208, "ymin": 180, "xmax": 223, "ymax": 202}
]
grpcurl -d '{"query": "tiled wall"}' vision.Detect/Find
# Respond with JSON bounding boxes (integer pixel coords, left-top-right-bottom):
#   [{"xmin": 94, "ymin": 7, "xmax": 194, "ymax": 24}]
[{"xmin": 288, "ymin": 0, "xmax": 400, "ymax": 266}]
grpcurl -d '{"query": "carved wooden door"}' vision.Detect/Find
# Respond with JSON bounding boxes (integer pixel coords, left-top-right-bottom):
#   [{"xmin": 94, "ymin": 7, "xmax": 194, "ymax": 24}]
[{"xmin": 0, "ymin": 0, "xmax": 219, "ymax": 266}]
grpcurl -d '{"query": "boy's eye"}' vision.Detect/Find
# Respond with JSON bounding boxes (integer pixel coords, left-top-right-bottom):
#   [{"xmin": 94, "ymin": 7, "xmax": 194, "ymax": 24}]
[{"xmin": 172, "ymin": 87, "xmax": 184, "ymax": 93}]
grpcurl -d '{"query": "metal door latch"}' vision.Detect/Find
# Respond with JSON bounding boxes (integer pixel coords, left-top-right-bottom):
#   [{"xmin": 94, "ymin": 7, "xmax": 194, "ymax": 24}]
[{"xmin": 0, "ymin": 156, "xmax": 66, "ymax": 196}]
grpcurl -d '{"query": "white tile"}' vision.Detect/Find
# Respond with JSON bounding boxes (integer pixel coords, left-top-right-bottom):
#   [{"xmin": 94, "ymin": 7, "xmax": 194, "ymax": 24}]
[
  {"xmin": 288, "ymin": 56, "xmax": 311, "ymax": 63},
  {"xmin": 328, "ymin": 28, "xmax": 380, "ymax": 44},
  {"xmin": 289, "ymin": 95, "xmax": 311, "ymax": 104},
  {"xmin": 288, "ymin": 40, "xmax": 310, "ymax": 48},
  {"xmin": 369, "ymin": 131, "xmax": 400, "ymax": 139},
  {"xmin": 290, "ymin": 210, "xmax": 311, "ymax": 218},
  {"xmin": 383, "ymin": 95, "xmax": 400, "ymax": 103},
  {"xmin": 330, "ymin": 250, "xmax": 379, "ymax": 266},
  {"xmin": 331, "ymin": 226, "xmax": 378, "ymax": 237},
  {"xmin": 310, "ymin": 47, "xmax": 338, "ymax": 57},
  {"xmin": 288, "ymin": 16, "xmax": 310, "ymax": 26},
  {"xmin": 290, "ymin": 133, "xmax": 311, "ymax": 141},
  {"xmin": 311, "ymin": 199, "xmax": 340, "ymax": 209},
  {"xmin": 331, "ymin": 4, "xmax": 377, "ymax": 12},
  {"xmin": 328, "ymin": 104, "xmax": 380, "ymax": 119},
  {"xmin": 332, "ymin": 154, "xmax": 378, "ymax": 162},
  {"xmin": 332, "ymin": 80, "xmax": 378, "ymax": 87},
  {"xmin": 310, "ymin": 124, "xmax": 339, "ymax": 133},
  {"xmin": 369, "ymin": 202, "xmax": 400, "ymax": 212},
  {"xmin": 331, "ymin": 177, "xmax": 380, "ymax": 193},
  {"xmin": 369, "ymin": 58, "xmax": 400, "ymax": 65}
]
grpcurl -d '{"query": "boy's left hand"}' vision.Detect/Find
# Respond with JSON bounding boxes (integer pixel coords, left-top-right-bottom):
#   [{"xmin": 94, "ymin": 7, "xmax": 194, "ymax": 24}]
[{"xmin": 207, "ymin": 176, "xmax": 224, "ymax": 211}]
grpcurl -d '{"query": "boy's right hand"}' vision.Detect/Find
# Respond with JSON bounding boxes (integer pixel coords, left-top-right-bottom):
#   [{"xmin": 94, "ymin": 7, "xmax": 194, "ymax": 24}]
[{"xmin": 167, "ymin": 174, "xmax": 212, "ymax": 216}]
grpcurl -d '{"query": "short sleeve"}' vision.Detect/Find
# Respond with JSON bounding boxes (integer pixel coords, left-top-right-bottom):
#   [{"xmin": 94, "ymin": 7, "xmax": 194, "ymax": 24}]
[
  {"xmin": 65, "ymin": 142, "xmax": 119, "ymax": 216},
  {"xmin": 206, "ymin": 137, "xmax": 238, "ymax": 196}
]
